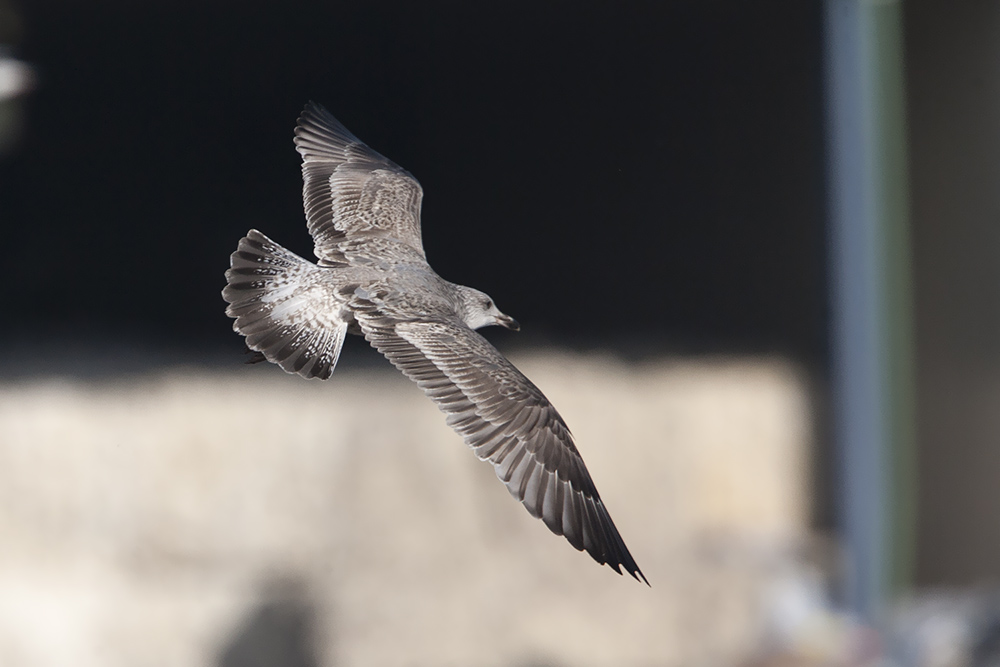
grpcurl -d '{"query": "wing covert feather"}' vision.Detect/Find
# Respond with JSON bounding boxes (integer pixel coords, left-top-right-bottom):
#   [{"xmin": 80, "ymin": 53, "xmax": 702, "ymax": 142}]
[{"xmin": 294, "ymin": 102, "xmax": 425, "ymax": 264}]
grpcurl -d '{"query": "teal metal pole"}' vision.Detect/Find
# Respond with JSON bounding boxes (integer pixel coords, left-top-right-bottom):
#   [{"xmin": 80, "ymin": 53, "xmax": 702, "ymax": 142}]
[{"xmin": 824, "ymin": 0, "xmax": 914, "ymax": 622}]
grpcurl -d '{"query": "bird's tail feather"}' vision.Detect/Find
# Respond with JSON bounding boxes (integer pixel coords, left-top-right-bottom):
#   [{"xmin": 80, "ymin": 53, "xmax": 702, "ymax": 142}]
[{"xmin": 223, "ymin": 229, "xmax": 347, "ymax": 380}]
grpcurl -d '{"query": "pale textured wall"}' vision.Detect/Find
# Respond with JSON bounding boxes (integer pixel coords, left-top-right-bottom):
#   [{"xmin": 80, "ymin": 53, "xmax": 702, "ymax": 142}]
[{"xmin": 0, "ymin": 352, "xmax": 812, "ymax": 667}]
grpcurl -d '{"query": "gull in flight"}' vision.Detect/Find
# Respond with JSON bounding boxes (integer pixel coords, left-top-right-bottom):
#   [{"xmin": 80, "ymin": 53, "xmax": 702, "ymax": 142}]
[{"xmin": 223, "ymin": 102, "xmax": 646, "ymax": 584}]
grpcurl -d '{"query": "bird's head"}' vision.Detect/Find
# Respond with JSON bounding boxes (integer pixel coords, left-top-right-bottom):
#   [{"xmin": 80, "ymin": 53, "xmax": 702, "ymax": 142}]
[{"xmin": 455, "ymin": 285, "xmax": 520, "ymax": 332}]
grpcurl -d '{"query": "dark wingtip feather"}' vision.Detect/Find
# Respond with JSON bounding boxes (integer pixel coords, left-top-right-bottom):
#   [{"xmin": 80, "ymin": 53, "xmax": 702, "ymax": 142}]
[
  {"xmin": 601, "ymin": 506, "xmax": 648, "ymax": 586},
  {"xmin": 582, "ymin": 494, "xmax": 648, "ymax": 586}
]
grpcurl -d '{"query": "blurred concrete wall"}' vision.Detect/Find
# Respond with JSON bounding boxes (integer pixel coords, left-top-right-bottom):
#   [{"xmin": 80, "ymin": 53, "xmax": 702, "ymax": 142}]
[
  {"xmin": 906, "ymin": 1, "xmax": 1000, "ymax": 585},
  {"xmin": 0, "ymin": 353, "xmax": 812, "ymax": 667}
]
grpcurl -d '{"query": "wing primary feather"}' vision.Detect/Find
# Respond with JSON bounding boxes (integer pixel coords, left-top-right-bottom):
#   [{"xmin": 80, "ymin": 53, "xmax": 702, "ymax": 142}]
[
  {"xmin": 561, "ymin": 487, "xmax": 584, "ymax": 551},
  {"xmin": 579, "ymin": 494, "xmax": 602, "ymax": 562},
  {"xmin": 521, "ymin": 465, "xmax": 548, "ymax": 519},
  {"xmin": 541, "ymin": 470, "xmax": 564, "ymax": 535},
  {"xmin": 507, "ymin": 453, "xmax": 536, "ymax": 504},
  {"xmin": 495, "ymin": 445, "xmax": 528, "ymax": 484}
]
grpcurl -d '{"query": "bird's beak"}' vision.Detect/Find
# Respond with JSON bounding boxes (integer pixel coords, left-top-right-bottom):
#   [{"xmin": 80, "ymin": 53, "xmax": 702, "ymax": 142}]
[{"xmin": 498, "ymin": 313, "xmax": 520, "ymax": 331}]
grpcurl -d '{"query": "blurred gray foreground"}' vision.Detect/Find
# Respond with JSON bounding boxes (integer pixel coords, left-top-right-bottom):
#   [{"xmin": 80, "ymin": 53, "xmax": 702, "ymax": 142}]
[{"xmin": 0, "ymin": 352, "xmax": 814, "ymax": 666}]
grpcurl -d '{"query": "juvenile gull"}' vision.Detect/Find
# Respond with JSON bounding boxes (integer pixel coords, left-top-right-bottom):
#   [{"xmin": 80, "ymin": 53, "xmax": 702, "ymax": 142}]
[{"xmin": 222, "ymin": 102, "xmax": 646, "ymax": 584}]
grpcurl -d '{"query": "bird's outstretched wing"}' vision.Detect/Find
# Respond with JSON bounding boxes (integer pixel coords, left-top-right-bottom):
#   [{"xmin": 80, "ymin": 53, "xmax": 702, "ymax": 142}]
[
  {"xmin": 355, "ymin": 306, "xmax": 647, "ymax": 584},
  {"xmin": 294, "ymin": 102, "xmax": 425, "ymax": 266}
]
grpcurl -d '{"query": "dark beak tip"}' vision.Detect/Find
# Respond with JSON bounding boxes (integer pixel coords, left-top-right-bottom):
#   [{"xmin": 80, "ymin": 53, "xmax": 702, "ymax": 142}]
[{"xmin": 504, "ymin": 316, "xmax": 520, "ymax": 332}]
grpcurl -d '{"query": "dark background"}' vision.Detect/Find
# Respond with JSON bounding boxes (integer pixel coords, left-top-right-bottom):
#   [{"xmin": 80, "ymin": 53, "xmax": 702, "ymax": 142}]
[
  {"xmin": 5, "ymin": 0, "xmax": 1000, "ymax": 593},
  {"xmin": 1, "ymin": 0, "xmax": 828, "ymax": 365}
]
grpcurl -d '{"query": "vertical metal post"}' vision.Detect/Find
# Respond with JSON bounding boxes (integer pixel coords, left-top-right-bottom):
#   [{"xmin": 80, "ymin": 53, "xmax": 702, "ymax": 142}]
[{"xmin": 823, "ymin": 0, "xmax": 914, "ymax": 622}]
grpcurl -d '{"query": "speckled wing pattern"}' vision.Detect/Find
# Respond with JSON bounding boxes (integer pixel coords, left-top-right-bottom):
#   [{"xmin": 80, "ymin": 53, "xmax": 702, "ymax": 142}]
[
  {"xmin": 353, "ymin": 302, "xmax": 647, "ymax": 584},
  {"xmin": 294, "ymin": 102, "xmax": 425, "ymax": 266},
  {"xmin": 223, "ymin": 230, "xmax": 349, "ymax": 380}
]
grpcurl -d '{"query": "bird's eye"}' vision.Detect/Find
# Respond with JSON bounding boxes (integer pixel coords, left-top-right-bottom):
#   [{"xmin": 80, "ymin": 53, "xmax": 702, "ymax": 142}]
[{"xmin": 483, "ymin": 299, "xmax": 493, "ymax": 309}]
